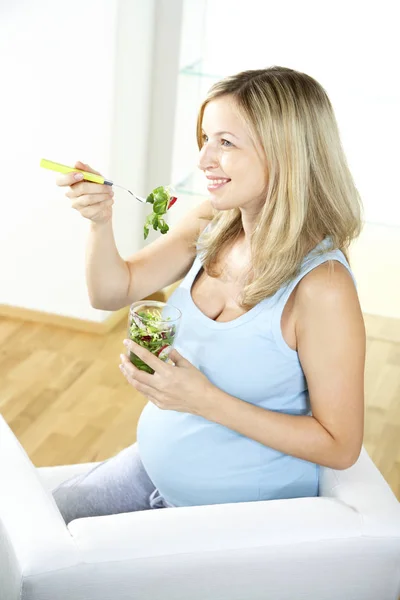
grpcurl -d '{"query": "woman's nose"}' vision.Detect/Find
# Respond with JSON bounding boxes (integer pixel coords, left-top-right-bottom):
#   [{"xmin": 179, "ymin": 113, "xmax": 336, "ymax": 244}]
[{"xmin": 197, "ymin": 144, "xmax": 219, "ymax": 171}]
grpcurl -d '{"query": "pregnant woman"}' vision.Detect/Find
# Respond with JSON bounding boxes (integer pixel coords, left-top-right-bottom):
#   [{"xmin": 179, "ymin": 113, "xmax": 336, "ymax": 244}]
[{"xmin": 53, "ymin": 65, "xmax": 365, "ymax": 524}]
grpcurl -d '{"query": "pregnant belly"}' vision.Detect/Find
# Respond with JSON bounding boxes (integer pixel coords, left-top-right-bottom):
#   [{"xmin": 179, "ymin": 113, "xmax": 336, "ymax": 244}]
[{"xmin": 136, "ymin": 402, "xmax": 264, "ymax": 507}]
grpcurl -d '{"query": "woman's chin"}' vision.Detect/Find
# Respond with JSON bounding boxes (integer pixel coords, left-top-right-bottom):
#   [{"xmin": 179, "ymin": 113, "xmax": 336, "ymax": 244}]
[{"xmin": 209, "ymin": 195, "xmax": 232, "ymax": 210}]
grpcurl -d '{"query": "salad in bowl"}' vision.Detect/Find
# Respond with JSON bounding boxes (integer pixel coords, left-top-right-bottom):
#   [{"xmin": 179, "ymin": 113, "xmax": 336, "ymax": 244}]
[{"xmin": 126, "ymin": 301, "xmax": 181, "ymax": 374}]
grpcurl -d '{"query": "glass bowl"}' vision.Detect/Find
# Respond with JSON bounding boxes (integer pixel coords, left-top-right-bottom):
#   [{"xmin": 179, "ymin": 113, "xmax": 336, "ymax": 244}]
[{"xmin": 126, "ymin": 300, "xmax": 182, "ymax": 374}]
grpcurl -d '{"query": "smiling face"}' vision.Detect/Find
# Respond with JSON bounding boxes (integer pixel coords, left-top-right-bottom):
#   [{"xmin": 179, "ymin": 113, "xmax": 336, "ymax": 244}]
[{"xmin": 197, "ymin": 95, "xmax": 269, "ymax": 216}]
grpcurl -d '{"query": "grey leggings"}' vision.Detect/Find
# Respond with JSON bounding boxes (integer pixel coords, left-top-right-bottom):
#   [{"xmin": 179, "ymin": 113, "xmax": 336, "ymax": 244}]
[{"xmin": 52, "ymin": 442, "xmax": 174, "ymax": 525}]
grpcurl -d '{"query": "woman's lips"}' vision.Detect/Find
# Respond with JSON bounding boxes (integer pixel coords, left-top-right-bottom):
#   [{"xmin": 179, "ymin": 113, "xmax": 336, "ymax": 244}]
[{"xmin": 207, "ymin": 178, "xmax": 231, "ymax": 191}]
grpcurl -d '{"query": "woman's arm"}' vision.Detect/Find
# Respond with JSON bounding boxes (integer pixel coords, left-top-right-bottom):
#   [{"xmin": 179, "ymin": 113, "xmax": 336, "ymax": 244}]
[{"xmin": 203, "ymin": 261, "xmax": 366, "ymax": 470}]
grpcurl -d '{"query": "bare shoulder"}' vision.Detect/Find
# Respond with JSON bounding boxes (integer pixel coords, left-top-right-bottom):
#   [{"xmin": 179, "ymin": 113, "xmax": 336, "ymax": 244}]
[
  {"xmin": 297, "ymin": 260, "xmax": 357, "ymax": 300},
  {"xmin": 298, "ymin": 260, "xmax": 354, "ymax": 289},
  {"xmin": 294, "ymin": 259, "xmax": 365, "ymax": 338}
]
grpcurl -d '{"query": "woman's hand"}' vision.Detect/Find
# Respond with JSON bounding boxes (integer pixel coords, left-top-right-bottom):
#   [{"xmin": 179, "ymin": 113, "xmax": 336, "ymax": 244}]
[
  {"xmin": 57, "ymin": 161, "xmax": 115, "ymax": 224},
  {"xmin": 119, "ymin": 339, "xmax": 215, "ymax": 416}
]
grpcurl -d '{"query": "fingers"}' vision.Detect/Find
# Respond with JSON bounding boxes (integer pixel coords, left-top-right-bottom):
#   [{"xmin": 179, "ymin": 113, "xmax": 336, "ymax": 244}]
[
  {"xmin": 65, "ymin": 183, "xmax": 113, "ymax": 200},
  {"xmin": 55, "ymin": 160, "xmax": 103, "ymax": 187},
  {"xmin": 55, "ymin": 161, "xmax": 114, "ymax": 224},
  {"xmin": 123, "ymin": 339, "xmax": 163, "ymax": 374},
  {"xmin": 120, "ymin": 354, "xmax": 151, "ymax": 384},
  {"xmin": 70, "ymin": 193, "xmax": 114, "ymax": 210},
  {"xmin": 74, "ymin": 160, "xmax": 102, "ymax": 176}
]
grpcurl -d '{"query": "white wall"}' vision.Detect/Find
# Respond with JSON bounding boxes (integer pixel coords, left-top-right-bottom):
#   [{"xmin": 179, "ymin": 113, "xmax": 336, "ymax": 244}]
[
  {"xmin": 145, "ymin": 0, "xmax": 184, "ymax": 196},
  {"xmin": 0, "ymin": 0, "xmax": 155, "ymax": 322}
]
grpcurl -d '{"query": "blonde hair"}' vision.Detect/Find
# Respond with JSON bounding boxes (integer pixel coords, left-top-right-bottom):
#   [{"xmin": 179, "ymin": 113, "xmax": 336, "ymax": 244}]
[{"xmin": 193, "ymin": 66, "xmax": 364, "ymax": 310}]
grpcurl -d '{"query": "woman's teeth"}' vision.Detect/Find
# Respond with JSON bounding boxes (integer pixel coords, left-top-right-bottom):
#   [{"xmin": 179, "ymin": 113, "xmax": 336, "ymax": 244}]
[{"xmin": 207, "ymin": 178, "xmax": 231, "ymax": 190}]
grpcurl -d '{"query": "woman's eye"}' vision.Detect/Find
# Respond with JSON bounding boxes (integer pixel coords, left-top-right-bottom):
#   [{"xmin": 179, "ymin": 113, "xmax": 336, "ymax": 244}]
[{"xmin": 201, "ymin": 134, "xmax": 233, "ymax": 147}]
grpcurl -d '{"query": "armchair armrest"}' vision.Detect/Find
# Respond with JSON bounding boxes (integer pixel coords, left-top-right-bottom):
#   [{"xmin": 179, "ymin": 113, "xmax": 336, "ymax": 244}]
[
  {"xmin": 69, "ymin": 496, "xmax": 362, "ymax": 563},
  {"xmin": 0, "ymin": 416, "xmax": 79, "ymax": 599},
  {"xmin": 319, "ymin": 447, "xmax": 400, "ymax": 537}
]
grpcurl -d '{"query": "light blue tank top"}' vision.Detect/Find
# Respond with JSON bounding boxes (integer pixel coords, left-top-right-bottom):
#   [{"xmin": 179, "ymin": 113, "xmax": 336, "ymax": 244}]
[{"xmin": 136, "ymin": 225, "xmax": 357, "ymax": 508}]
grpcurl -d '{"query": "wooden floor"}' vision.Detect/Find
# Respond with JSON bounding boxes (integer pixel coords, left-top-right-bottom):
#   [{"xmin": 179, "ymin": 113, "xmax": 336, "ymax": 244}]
[{"xmin": 0, "ymin": 310, "xmax": 399, "ymax": 501}]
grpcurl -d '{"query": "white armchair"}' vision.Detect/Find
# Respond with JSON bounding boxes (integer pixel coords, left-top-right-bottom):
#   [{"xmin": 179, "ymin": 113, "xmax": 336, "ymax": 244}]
[{"xmin": 1, "ymin": 414, "xmax": 399, "ymax": 600}]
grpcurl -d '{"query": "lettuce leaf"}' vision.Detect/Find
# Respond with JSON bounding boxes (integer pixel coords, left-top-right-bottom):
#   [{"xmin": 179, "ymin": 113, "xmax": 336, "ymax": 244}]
[{"xmin": 144, "ymin": 185, "xmax": 176, "ymax": 239}]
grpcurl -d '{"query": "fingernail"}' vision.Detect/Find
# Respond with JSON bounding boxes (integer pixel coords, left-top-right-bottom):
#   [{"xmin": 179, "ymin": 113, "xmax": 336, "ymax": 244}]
[
  {"xmin": 123, "ymin": 339, "xmax": 130, "ymax": 346},
  {"xmin": 74, "ymin": 173, "xmax": 84, "ymax": 181}
]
